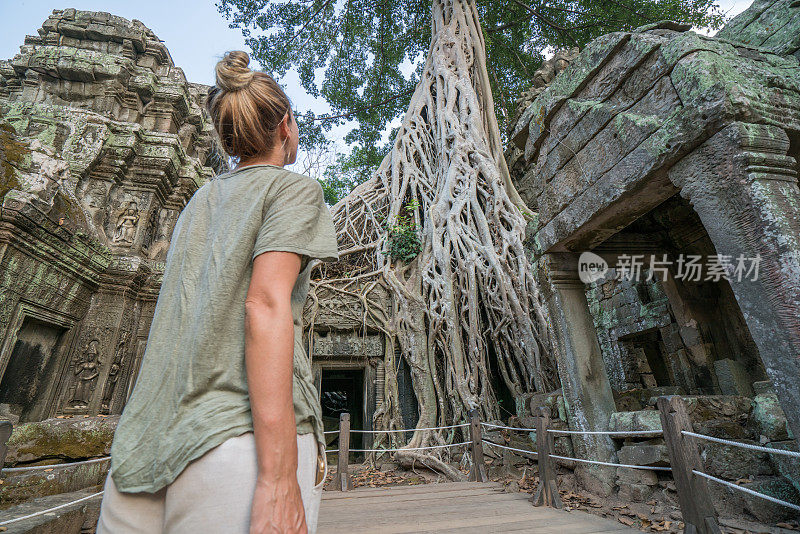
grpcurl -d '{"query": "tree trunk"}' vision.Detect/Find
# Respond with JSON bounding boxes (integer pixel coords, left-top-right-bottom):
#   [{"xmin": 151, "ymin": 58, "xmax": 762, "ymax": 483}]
[{"xmin": 309, "ymin": 0, "xmax": 557, "ymax": 477}]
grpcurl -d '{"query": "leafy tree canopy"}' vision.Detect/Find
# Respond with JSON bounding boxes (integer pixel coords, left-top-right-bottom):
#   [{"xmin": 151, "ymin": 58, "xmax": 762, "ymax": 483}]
[{"xmin": 218, "ymin": 0, "xmax": 726, "ymax": 201}]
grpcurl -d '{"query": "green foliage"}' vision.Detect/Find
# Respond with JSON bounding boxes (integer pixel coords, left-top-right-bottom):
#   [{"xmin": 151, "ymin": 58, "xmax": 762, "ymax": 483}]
[
  {"xmin": 383, "ymin": 199, "xmax": 421, "ymax": 262},
  {"xmin": 319, "ymin": 144, "xmax": 387, "ymax": 204},
  {"xmin": 219, "ymin": 0, "xmax": 726, "ymax": 194}
]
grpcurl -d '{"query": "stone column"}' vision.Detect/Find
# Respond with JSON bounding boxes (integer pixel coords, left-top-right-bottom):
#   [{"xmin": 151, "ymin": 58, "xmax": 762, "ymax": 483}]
[
  {"xmin": 541, "ymin": 252, "xmax": 617, "ymax": 494},
  {"xmin": 668, "ymin": 122, "xmax": 800, "ymax": 444}
]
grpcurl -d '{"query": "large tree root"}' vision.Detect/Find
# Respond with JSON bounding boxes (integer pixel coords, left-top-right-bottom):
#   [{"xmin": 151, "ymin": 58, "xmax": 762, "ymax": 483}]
[
  {"xmin": 307, "ymin": 0, "xmax": 558, "ymax": 477},
  {"xmin": 395, "ymin": 450, "xmax": 467, "ymax": 482}
]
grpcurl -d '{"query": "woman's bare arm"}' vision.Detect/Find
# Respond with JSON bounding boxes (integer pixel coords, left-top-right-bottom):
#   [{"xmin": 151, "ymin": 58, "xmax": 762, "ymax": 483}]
[{"xmin": 245, "ymin": 250, "xmax": 306, "ymax": 534}]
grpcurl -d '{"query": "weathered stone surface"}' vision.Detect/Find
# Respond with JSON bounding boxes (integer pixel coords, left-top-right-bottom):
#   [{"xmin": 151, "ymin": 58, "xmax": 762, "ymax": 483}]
[
  {"xmin": 716, "ymin": 0, "xmax": 800, "ymax": 59},
  {"xmin": 684, "ymin": 396, "xmax": 751, "ymax": 423},
  {"xmin": 713, "ymin": 358, "xmax": 754, "ymax": 397},
  {"xmin": 692, "ymin": 419, "xmax": 752, "ymax": 441},
  {"xmin": 511, "ymin": 0, "xmax": 800, "ymax": 522},
  {"xmin": 0, "ymin": 10, "xmax": 226, "ymax": 424},
  {"xmin": 750, "ymin": 393, "xmax": 792, "ymax": 442},
  {"xmin": 701, "ymin": 439, "xmax": 772, "ymax": 481},
  {"xmin": 616, "ymin": 466, "xmax": 658, "ymax": 486},
  {"xmin": 766, "ymin": 440, "xmax": 800, "ymax": 494},
  {"xmin": 740, "ymin": 477, "xmax": 800, "ymax": 523},
  {"xmin": 609, "ymin": 410, "xmax": 663, "ymax": 436},
  {"xmin": 617, "ymin": 443, "xmax": 670, "ymax": 467},
  {"xmin": 0, "ymin": 457, "xmax": 109, "ymax": 507},
  {"xmin": 643, "ymin": 387, "xmax": 686, "ymax": 407},
  {"xmin": 617, "ymin": 482, "xmax": 654, "ymax": 503},
  {"xmin": 312, "ymin": 333, "xmax": 383, "ymax": 358},
  {"xmin": 0, "ymin": 487, "xmax": 101, "ymax": 533},
  {"xmin": 751, "ymin": 380, "xmax": 773, "ymax": 395},
  {"xmin": 4, "ymin": 416, "xmax": 117, "ymax": 466}
]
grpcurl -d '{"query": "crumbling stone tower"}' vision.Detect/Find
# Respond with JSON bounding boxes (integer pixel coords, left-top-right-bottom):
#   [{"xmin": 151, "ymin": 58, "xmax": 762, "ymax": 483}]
[{"xmin": 0, "ymin": 9, "xmax": 227, "ymax": 423}]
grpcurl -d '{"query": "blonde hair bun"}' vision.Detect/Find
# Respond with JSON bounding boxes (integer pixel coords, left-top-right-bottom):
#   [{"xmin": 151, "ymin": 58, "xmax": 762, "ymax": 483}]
[
  {"xmin": 215, "ymin": 50, "xmax": 255, "ymax": 92},
  {"xmin": 207, "ymin": 50, "xmax": 292, "ymax": 159}
]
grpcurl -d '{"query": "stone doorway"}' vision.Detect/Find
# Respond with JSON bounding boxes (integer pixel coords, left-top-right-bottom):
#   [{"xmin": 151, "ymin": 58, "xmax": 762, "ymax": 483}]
[
  {"xmin": 321, "ymin": 368, "xmax": 366, "ymax": 452},
  {"xmin": 0, "ymin": 318, "xmax": 67, "ymax": 422}
]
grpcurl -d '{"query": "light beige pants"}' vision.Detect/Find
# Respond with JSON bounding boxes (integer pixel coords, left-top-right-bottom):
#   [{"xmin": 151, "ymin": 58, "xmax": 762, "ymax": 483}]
[{"xmin": 97, "ymin": 432, "xmax": 326, "ymax": 533}]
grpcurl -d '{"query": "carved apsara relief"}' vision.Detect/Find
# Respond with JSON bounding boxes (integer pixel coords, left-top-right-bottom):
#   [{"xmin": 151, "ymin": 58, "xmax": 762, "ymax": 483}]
[
  {"xmin": 101, "ymin": 331, "xmax": 128, "ymax": 413},
  {"xmin": 69, "ymin": 338, "xmax": 102, "ymax": 409},
  {"xmin": 112, "ymin": 201, "xmax": 140, "ymax": 245}
]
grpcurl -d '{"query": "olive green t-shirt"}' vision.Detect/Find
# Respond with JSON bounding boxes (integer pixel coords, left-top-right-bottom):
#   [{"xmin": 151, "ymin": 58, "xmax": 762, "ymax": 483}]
[{"xmin": 109, "ymin": 164, "xmax": 339, "ymax": 493}]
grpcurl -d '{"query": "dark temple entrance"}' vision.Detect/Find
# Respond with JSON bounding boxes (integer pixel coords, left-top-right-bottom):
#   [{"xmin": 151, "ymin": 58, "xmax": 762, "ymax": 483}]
[
  {"xmin": 321, "ymin": 368, "xmax": 365, "ymax": 454},
  {"xmin": 0, "ymin": 318, "xmax": 67, "ymax": 422}
]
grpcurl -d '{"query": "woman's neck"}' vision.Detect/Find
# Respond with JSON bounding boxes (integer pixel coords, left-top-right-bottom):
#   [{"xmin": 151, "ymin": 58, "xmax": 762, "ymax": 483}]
[{"xmin": 236, "ymin": 149, "xmax": 286, "ymax": 170}]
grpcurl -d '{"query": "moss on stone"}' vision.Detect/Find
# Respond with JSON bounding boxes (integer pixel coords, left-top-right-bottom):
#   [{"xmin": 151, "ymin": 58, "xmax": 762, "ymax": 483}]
[{"xmin": 0, "ymin": 121, "xmax": 29, "ymax": 199}]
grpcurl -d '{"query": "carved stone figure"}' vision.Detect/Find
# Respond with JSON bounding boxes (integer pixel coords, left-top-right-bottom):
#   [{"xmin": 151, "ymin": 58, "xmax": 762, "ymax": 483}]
[
  {"xmin": 113, "ymin": 201, "xmax": 139, "ymax": 245},
  {"xmin": 140, "ymin": 208, "xmax": 160, "ymax": 252},
  {"xmin": 101, "ymin": 332, "xmax": 128, "ymax": 411},
  {"xmin": 70, "ymin": 339, "xmax": 102, "ymax": 408}
]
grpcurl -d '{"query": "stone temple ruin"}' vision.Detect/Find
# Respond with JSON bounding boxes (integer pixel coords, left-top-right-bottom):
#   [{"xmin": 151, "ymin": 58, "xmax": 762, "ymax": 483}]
[
  {"xmin": 2, "ymin": 0, "xmax": 800, "ymax": 531},
  {"xmin": 0, "ymin": 8, "xmax": 226, "ymax": 425},
  {"xmin": 509, "ymin": 0, "xmax": 800, "ymax": 521}
]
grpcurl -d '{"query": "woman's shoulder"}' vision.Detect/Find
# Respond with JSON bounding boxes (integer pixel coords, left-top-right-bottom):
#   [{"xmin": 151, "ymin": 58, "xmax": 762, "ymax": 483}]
[{"xmin": 270, "ymin": 169, "xmax": 324, "ymax": 199}]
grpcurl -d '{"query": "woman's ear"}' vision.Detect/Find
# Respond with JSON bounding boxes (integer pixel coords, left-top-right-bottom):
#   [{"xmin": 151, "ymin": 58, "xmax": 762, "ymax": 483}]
[{"xmin": 278, "ymin": 111, "xmax": 290, "ymax": 140}]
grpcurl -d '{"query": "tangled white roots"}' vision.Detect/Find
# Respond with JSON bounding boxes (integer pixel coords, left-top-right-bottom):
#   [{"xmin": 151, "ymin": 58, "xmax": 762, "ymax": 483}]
[{"xmin": 308, "ymin": 0, "xmax": 557, "ymax": 479}]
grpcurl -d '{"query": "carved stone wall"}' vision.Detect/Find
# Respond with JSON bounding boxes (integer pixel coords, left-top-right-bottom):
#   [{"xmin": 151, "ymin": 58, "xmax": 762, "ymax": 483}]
[
  {"xmin": 0, "ymin": 9, "xmax": 226, "ymax": 423},
  {"xmin": 508, "ymin": 0, "xmax": 800, "ymax": 508},
  {"xmin": 510, "ymin": 0, "xmax": 800, "ymax": 436}
]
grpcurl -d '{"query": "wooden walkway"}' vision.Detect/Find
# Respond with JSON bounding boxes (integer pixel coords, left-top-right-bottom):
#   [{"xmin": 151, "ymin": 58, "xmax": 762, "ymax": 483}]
[{"xmin": 317, "ymin": 481, "xmax": 637, "ymax": 534}]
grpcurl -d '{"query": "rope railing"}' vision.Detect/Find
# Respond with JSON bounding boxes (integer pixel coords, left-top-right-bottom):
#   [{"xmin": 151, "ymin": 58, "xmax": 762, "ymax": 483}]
[
  {"xmin": 324, "ymin": 423, "xmax": 469, "ymax": 436},
  {"xmin": 549, "ymin": 454, "xmax": 671, "ymax": 471},
  {"xmin": 0, "ymin": 491, "xmax": 104, "ymax": 527},
  {"xmin": 481, "ymin": 422, "xmax": 663, "ymax": 437},
  {"xmin": 692, "ymin": 470, "xmax": 800, "ymax": 513},
  {"xmin": 2, "ymin": 456, "xmax": 110, "ymax": 474},
  {"xmin": 548, "ymin": 429, "xmax": 663, "ymax": 436},
  {"xmin": 682, "ymin": 430, "xmax": 800, "ymax": 459},
  {"xmin": 483, "ymin": 440, "xmax": 538, "ymax": 457},
  {"xmin": 337, "ymin": 441, "xmax": 472, "ymax": 454},
  {"xmin": 481, "ymin": 422, "xmax": 536, "ymax": 432},
  {"xmin": 350, "ymin": 423, "xmax": 470, "ymax": 433},
  {"xmin": 327, "ymin": 411, "xmax": 489, "ymax": 491}
]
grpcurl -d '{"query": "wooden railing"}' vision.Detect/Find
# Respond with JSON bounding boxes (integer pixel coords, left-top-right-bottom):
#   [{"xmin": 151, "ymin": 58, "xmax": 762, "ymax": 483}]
[{"xmin": 324, "ymin": 397, "xmax": 800, "ymax": 534}]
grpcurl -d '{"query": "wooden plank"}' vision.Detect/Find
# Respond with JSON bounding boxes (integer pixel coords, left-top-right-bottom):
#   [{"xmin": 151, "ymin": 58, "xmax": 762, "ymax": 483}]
[
  {"xmin": 319, "ymin": 487, "xmax": 521, "ymax": 507},
  {"xmin": 319, "ymin": 509, "xmax": 632, "ymax": 534},
  {"xmin": 420, "ymin": 517, "xmax": 630, "ymax": 534},
  {"xmin": 317, "ymin": 481, "xmax": 636, "ymax": 534},
  {"xmin": 318, "ymin": 492, "xmax": 533, "ymax": 520},
  {"xmin": 321, "ymin": 481, "xmax": 493, "ymax": 499}
]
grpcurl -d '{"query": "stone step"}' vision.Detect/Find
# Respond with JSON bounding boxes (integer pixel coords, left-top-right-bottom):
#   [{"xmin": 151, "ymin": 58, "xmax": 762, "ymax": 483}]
[
  {"xmin": 1, "ymin": 457, "xmax": 109, "ymax": 507},
  {"xmin": 609, "ymin": 410, "xmax": 662, "ymax": 437},
  {"xmin": 0, "ymin": 487, "xmax": 102, "ymax": 534},
  {"xmin": 4, "ymin": 416, "xmax": 117, "ymax": 468},
  {"xmin": 617, "ymin": 443, "xmax": 670, "ymax": 467}
]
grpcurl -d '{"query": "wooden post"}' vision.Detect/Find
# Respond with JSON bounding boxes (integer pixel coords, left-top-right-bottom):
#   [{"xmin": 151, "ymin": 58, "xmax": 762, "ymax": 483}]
[
  {"xmin": 468, "ymin": 410, "xmax": 487, "ymax": 482},
  {"xmin": 0, "ymin": 420, "xmax": 11, "ymax": 475},
  {"xmin": 657, "ymin": 396, "xmax": 721, "ymax": 534},
  {"xmin": 333, "ymin": 412, "xmax": 352, "ymax": 491},
  {"xmin": 532, "ymin": 406, "xmax": 563, "ymax": 508}
]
